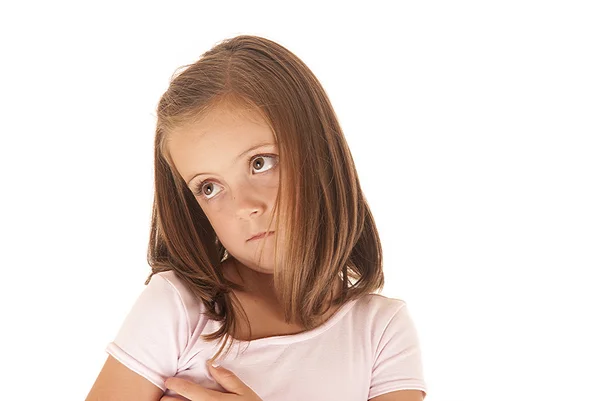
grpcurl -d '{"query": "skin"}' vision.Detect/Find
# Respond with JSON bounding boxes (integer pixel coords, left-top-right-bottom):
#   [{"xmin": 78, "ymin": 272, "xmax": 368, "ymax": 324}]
[
  {"xmin": 87, "ymin": 103, "xmax": 416, "ymax": 401},
  {"xmin": 160, "ymin": 363, "xmax": 263, "ymax": 401},
  {"xmin": 162, "ymin": 104, "xmax": 421, "ymax": 401},
  {"xmin": 168, "ymin": 103, "xmax": 343, "ymax": 337},
  {"xmin": 161, "ymin": 363, "xmax": 424, "ymax": 401},
  {"xmin": 168, "ymin": 103, "xmax": 282, "ymax": 298}
]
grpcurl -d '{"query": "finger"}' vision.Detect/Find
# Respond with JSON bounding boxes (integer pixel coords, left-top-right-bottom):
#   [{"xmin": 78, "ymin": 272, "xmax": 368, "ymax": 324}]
[
  {"xmin": 165, "ymin": 377, "xmax": 231, "ymax": 400},
  {"xmin": 165, "ymin": 377, "xmax": 208, "ymax": 400},
  {"xmin": 207, "ymin": 364, "xmax": 252, "ymax": 396},
  {"xmin": 160, "ymin": 396, "xmax": 190, "ymax": 401}
]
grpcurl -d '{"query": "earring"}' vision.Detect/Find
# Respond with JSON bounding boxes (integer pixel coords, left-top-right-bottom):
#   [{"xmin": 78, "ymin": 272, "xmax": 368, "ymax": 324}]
[{"xmin": 216, "ymin": 237, "xmax": 229, "ymax": 261}]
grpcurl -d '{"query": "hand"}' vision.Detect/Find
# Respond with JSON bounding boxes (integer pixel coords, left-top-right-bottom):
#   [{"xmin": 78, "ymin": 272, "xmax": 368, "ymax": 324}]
[{"xmin": 160, "ymin": 362, "xmax": 263, "ymax": 401}]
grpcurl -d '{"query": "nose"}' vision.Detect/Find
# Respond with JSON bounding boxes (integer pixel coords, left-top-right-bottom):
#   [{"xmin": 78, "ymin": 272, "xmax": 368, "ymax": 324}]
[{"xmin": 233, "ymin": 181, "xmax": 268, "ymax": 219}]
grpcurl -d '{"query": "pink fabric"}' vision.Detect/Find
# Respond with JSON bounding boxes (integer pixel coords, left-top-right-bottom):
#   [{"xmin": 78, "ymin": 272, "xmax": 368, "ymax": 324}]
[{"xmin": 106, "ymin": 271, "xmax": 428, "ymax": 400}]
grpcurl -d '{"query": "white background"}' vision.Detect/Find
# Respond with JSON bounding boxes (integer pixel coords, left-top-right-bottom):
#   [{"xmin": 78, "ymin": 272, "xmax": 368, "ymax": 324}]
[{"xmin": 1, "ymin": 1, "xmax": 598, "ymax": 400}]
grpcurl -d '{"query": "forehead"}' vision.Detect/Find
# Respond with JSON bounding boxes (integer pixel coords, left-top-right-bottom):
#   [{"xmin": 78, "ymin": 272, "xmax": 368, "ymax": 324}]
[{"xmin": 167, "ymin": 104, "xmax": 276, "ymax": 179}]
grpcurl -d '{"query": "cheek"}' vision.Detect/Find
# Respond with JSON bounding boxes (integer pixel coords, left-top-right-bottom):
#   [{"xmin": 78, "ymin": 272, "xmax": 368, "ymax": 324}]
[
  {"xmin": 210, "ymin": 219, "xmax": 235, "ymax": 247},
  {"xmin": 201, "ymin": 206, "xmax": 226, "ymax": 235},
  {"xmin": 203, "ymin": 206, "xmax": 240, "ymax": 244}
]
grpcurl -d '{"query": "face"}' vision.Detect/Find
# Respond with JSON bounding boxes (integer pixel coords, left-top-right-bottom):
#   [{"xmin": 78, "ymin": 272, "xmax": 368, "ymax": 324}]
[{"xmin": 168, "ymin": 103, "xmax": 280, "ymax": 275}]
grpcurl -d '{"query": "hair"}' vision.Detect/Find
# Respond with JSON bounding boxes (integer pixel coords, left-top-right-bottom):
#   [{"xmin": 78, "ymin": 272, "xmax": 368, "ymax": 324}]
[{"xmin": 146, "ymin": 34, "xmax": 385, "ymax": 362}]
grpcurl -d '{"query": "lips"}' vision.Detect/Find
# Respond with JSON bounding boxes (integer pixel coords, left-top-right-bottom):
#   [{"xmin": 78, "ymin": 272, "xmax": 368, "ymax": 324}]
[{"xmin": 247, "ymin": 231, "xmax": 274, "ymax": 241}]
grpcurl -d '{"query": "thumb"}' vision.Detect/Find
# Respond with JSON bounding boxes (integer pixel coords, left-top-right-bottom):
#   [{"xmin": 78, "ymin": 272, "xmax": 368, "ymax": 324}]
[{"xmin": 207, "ymin": 362, "xmax": 249, "ymax": 395}]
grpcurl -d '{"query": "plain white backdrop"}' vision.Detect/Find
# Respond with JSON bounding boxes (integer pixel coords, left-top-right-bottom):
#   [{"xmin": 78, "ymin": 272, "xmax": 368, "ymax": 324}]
[{"xmin": 1, "ymin": 1, "xmax": 598, "ymax": 400}]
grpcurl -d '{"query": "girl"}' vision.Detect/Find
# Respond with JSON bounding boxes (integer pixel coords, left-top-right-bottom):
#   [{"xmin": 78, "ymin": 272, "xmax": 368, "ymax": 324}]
[{"xmin": 85, "ymin": 35, "xmax": 427, "ymax": 401}]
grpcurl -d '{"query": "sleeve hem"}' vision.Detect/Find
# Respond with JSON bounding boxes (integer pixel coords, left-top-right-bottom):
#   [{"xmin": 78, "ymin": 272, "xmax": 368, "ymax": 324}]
[
  {"xmin": 369, "ymin": 383, "xmax": 428, "ymax": 400},
  {"xmin": 106, "ymin": 342, "xmax": 167, "ymax": 392}
]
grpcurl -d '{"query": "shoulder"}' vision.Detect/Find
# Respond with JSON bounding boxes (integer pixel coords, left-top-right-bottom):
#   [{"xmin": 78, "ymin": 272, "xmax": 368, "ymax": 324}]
[
  {"xmin": 364, "ymin": 294, "xmax": 428, "ymax": 399},
  {"xmin": 105, "ymin": 270, "xmax": 212, "ymax": 387},
  {"xmin": 353, "ymin": 293, "xmax": 408, "ymax": 321},
  {"xmin": 109, "ymin": 270, "xmax": 207, "ymax": 341},
  {"xmin": 149, "ymin": 270, "xmax": 207, "ymax": 330},
  {"xmin": 361, "ymin": 293, "xmax": 407, "ymax": 308},
  {"xmin": 151, "ymin": 271, "xmax": 202, "ymax": 309},
  {"xmin": 348, "ymin": 294, "xmax": 418, "ymax": 342},
  {"xmin": 104, "ymin": 271, "xmax": 205, "ymax": 392}
]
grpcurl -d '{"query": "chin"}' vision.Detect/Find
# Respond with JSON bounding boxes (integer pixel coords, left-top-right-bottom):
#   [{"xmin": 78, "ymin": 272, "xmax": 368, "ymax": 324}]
[
  {"xmin": 249, "ymin": 262, "xmax": 275, "ymax": 275},
  {"xmin": 229, "ymin": 254, "xmax": 275, "ymax": 274}
]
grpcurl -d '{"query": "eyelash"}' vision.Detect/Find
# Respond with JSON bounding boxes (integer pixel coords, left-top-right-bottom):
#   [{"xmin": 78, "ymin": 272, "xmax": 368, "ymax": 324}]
[{"xmin": 193, "ymin": 153, "xmax": 279, "ymax": 201}]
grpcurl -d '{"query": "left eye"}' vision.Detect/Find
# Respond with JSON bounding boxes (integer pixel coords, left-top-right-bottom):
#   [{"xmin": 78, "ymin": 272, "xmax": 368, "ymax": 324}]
[{"xmin": 250, "ymin": 154, "xmax": 278, "ymax": 174}]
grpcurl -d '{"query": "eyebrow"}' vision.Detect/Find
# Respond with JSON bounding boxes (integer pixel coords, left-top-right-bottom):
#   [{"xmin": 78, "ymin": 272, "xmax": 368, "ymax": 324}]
[{"xmin": 186, "ymin": 142, "xmax": 276, "ymax": 186}]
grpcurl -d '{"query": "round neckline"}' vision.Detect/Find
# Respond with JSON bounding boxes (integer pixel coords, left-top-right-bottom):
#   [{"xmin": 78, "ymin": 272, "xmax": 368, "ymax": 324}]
[{"xmin": 229, "ymin": 298, "xmax": 359, "ymax": 347}]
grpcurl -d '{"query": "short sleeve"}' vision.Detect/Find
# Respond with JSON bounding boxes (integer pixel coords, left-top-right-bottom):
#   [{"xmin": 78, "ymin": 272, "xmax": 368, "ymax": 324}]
[
  {"xmin": 368, "ymin": 302, "xmax": 428, "ymax": 400},
  {"xmin": 105, "ymin": 274, "xmax": 189, "ymax": 391}
]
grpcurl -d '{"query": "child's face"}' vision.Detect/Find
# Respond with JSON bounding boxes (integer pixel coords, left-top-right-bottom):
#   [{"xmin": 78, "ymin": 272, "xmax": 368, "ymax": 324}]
[{"xmin": 168, "ymin": 103, "xmax": 280, "ymax": 274}]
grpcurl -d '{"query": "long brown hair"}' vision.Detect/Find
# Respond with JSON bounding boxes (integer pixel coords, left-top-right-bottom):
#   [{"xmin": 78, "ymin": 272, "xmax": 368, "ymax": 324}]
[{"xmin": 147, "ymin": 34, "xmax": 385, "ymax": 361}]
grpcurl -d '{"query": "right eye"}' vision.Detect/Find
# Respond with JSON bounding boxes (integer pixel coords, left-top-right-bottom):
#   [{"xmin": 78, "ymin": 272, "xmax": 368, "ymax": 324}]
[{"xmin": 194, "ymin": 180, "xmax": 223, "ymax": 201}]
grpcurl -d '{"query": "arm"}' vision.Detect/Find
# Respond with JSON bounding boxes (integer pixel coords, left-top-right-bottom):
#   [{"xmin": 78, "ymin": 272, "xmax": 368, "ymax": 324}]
[
  {"xmin": 85, "ymin": 355, "xmax": 164, "ymax": 401},
  {"xmin": 370, "ymin": 389, "xmax": 425, "ymax": 401},
  {"xmin": 85, "ymin": 272, "xmax": 192, "ymax": 400},
  {"xmin": 368, "ymin": 301, "xmax": 428, "ymax": 400}
]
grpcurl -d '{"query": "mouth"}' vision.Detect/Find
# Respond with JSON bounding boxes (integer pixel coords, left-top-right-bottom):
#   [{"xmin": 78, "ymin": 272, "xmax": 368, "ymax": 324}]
[{"xmin": 247, "ymin": 231, "xmax": 275, "ymax": 241}]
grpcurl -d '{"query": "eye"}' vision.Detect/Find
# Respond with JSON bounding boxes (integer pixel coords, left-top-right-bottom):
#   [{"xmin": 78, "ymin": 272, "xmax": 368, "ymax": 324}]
[
  {"xmin": 250, "ymin": 154, "xmax": 278, "ymax": 174},
  {"xmin": 193, "ymin": 154, "xmax": 279, "ymax": 201},
  {"xmin": 194, "ymin": 180, "xmax": 223, "ymax": 200}
]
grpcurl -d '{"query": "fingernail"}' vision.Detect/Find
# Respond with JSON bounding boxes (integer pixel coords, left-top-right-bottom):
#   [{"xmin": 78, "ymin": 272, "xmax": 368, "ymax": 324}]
[{"xmin": 205, "ymin": 361, "xmax": 216, "ymax": 381}]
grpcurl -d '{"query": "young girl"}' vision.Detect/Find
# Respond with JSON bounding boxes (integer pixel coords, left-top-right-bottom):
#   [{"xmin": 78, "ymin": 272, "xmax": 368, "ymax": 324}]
[{"xmin": 86, "ymin": 35, "xmax": 428, "ymax": 401}]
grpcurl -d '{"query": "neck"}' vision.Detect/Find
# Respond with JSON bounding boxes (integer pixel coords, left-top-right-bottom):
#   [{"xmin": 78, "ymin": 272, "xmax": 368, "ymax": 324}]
[{"xmin": 224, "ymin": 257, "xmax": 344, "ymax": 306}]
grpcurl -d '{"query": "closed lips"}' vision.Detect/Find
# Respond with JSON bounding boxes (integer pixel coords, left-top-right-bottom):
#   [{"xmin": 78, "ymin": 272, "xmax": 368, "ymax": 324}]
[{"xmin": 248, "ymin": 231, "xmax": 274, "ymax": 241}]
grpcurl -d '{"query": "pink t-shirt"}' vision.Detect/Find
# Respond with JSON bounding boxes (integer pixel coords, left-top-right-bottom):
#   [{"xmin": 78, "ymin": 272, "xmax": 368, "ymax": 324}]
[{"xmin": 106, "ymin": 270, "xmax": 428, "ymax": 400}]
